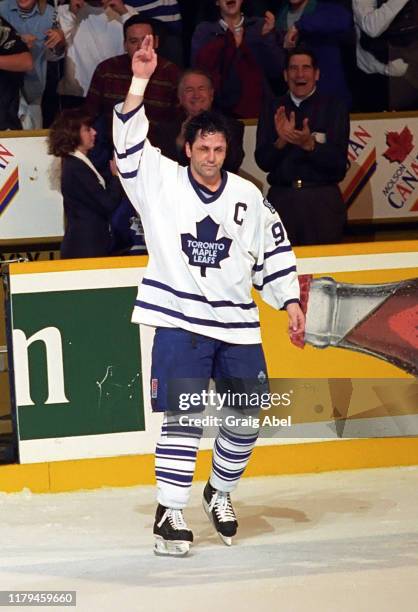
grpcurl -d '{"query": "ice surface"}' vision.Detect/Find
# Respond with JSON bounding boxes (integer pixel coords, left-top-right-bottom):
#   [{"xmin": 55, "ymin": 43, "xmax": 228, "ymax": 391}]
[{"xmin": 0, "ymin": 467, "xmax": 417, "ymax": 612}]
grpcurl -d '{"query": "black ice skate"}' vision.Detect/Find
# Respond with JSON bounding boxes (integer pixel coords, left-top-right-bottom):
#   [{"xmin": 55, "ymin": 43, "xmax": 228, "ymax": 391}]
[
  {"xmin": 202, "ymin": 481, "xmax": 238, "ymax": 546},
  {"xmin": 153, "ymin": 504, "xmax": 193, "ymax": 557}
]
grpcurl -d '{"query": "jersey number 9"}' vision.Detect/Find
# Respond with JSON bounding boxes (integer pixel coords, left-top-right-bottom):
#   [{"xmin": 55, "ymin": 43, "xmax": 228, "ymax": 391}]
[{"xmin": 272, "ymin": 221, "xmax": 285, "ymax": 245}]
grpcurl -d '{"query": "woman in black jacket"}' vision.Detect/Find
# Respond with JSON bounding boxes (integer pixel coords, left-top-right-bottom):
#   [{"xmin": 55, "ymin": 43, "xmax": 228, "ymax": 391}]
[{"xmin": 48, "ymin": 108, "xmax": 121, "ymax": 258}]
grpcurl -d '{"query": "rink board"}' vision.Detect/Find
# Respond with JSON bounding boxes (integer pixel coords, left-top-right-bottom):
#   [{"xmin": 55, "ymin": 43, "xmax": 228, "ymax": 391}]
[{"xmin": 2, "ymin": 242, "xmax": 418, "ymax": 463}]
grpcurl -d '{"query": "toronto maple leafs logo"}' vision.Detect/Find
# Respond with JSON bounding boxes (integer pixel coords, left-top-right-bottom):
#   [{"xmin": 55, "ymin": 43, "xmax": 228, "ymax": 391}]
[
  {"xmin": 181, "ymin": 216, "xmax": 232, "ymax": 277},
  {"xmin": 383, "ymin": 126, "xmax": 414, "ymax": 164}
]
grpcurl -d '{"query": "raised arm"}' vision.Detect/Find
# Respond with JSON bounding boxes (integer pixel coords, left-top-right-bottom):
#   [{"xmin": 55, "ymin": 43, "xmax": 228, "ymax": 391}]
[
  {"xmin": 122, "ymin": 34, "xmax": 157, "ymax": 113},
  {"xmin": 113, "ymin": 34, "xmax": 177, "ymax": 216}
]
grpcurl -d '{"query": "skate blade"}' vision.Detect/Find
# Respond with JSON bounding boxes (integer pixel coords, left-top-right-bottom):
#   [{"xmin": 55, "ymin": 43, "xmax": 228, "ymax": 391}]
[
  {"xmin": 153, "ymin": 536, "xmax": 190, "ymax": 557},
  {"xmin": 202, "ymin": 498, "xmax": 234, "ymax": 547}
]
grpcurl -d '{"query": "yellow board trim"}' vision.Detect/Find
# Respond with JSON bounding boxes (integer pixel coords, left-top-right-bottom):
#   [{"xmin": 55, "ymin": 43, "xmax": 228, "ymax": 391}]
[
  {"xmin": 1, "ymin": 439, "xmax": 418, "ymax": 493},
  {"xmin": 9, "ymin": 255, "xmax": 149, "ymax": 274},
  {"xmin": 7, "ymin": 240, "xmax": 417, "ymax": 275}
]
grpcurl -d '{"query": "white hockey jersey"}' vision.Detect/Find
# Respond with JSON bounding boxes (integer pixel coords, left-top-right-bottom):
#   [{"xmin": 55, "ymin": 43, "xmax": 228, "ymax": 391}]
[{"xmin": 113, "ymin": 103, "xmax": 300, "ymax": 344}]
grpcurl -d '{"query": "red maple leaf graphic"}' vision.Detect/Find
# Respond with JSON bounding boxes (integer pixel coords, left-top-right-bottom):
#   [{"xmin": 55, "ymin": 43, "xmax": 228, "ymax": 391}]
[{"xmin": 383, "ymin": 126, "xmax": 414, "ymax": 163}]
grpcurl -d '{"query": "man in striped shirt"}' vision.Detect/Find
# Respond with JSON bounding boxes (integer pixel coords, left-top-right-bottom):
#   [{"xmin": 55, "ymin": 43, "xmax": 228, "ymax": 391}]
[
  {"xmin": 85, "ymin": 14, "xmax": 180, "ymax": 140},
  {"xmin": 129, "ymin": 0, "xmax": 181, "ymax": 33}
]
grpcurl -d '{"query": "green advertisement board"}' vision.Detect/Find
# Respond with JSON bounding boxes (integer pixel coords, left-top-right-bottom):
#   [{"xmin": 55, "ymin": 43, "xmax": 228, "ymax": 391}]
[{"xmin": 12, "ymin": 286, "xmax": 144, "ymax": 440}]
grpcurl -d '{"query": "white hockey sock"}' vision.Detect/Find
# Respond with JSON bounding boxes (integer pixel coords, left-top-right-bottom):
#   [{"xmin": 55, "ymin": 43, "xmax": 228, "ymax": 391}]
[
  {"xmin": 210, "ymin": 418, "xmax": 259, "ymax": 493},
  {"xmin": 155, "ymin": 414, "xmax": 202, "ymax": 509}
]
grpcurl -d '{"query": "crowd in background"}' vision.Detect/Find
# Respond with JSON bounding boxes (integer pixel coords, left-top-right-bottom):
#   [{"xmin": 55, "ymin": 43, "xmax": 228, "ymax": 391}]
[
  {"xmin": 1, "ymin": 0, "xmax": 417, "ymax": 254},
  {"xmin": 1, "ymin": 0, "xmax": 417, "ymax": 131}
]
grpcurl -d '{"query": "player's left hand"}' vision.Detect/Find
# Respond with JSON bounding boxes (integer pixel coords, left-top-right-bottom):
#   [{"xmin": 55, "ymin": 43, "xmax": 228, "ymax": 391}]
[{"xmin": 286, "ymin": 302, "xmax": 305, "ymax": 348}]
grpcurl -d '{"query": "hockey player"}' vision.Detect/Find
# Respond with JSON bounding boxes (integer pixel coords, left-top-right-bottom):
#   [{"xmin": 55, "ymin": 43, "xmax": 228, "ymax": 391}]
[{"xmin": 113, "ymin": 35, "xmax": 305, "ymax": 557}]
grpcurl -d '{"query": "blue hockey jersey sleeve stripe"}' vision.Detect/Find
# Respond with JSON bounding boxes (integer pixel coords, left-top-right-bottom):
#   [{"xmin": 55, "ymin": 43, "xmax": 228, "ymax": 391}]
[
  {"xmin": 117, "ymin": 167, "xmax": 138, "ymax": 179},
  {"xmin": 252, "ymin": 245, "xmax": 293, "ymax": 272},
  {"xmin": 142, "ymin": 277, "xmax": 256, "ymax": 309},
  {"xmin": 135, "ymin": 300, "xmax": 261, "ymax": 329},
  {"xmin": 114, "ymin": 140, "xmax": 145, "ymax": 159},
  {"xmin": 282, "ymin": 298, "xmax": 301, "ymax": 308},
  {"xmin": 253, "ymin": 265, "xmax": 297, "ymax": 290},
  {"xmin": 265, "ymin": 244, "xmax": 293, "ymax": 260},
  {"xmin": 114, "ymin": 102, "xmax": 143, "ymax": 123}
]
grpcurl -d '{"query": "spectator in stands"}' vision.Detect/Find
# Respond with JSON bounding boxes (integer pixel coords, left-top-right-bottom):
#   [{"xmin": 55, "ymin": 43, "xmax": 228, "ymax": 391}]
[
  {"xmin": 255, "ymin": 46, "xmax": 349, "ymax": 245},
  {"xmin": 48, "ymin": 108, "xmax": 121, "ymax": 258},
  {"xmin": 127, "ymin": 0, "xmax": 183, "ymax": 64},
  {"xmin": 84, "ymin": 15, "xmax": 180, "ymax": 139},
  {"xmin": 194, "ymin": 0, "xmax": 276, "ymax": 22},
  {"xmin": 153, "ymin": 68, "xmax": 244, "ymax": 173},
  {"xmin": 57, "ymin": 0, "xmax": 138, "ymax": 108},
  {"xmin": 0, "ymin": 0, "xmax": 65, "ymax": 128},
  {"xmin": 275, "ymin": 0, "xmax": 353, "ymax": 109},
  {"xmin": 352, "ymin": 0, "xmax": 418, "ymax": 111},
  {"xmin": 129, "ymin": 0, "xmax": 181, "ymax": 30},
  {"xmin": 86, "ymin": 15, "xmax": 181, "ymax": 257},
  {"xmin": 0, "ymin": 15, "xmax": 32, "ymax": 129},
  {"xmin": 191, "ymin": 0, "xmax": 284, "ymax": 119}
]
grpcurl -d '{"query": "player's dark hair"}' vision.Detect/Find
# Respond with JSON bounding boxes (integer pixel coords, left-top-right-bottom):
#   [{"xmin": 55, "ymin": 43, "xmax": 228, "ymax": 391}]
[
  {"xmin": 48, "ymin": 108, "xmax": 94, "ymax": 157},
  {"xmin": 184, "ymin": 111, "xmax": 230, "ymax": 148},
  {"xmin": 123, "ymin": 15, "xmax": 162, "ymax": 40},
  {"xmin": 285, "ymin": 45, "xmax": 319, "ymax": 70}
]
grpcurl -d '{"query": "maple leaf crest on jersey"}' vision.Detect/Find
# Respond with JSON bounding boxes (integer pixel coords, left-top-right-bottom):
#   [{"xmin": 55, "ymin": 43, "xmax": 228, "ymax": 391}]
[{"xmin": 181, "ymin": 216, "xmax": 232, "ymax": 277}]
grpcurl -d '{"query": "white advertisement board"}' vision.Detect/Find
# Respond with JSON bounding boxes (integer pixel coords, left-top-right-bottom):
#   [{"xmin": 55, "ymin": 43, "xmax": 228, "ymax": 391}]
[
  {"xmin": 0, "ymin": 132, "xmax": 64, "ymax": 241},
  {"xmin": 342, "ymin": 115, "xmax": 418, "ymax": 221},
  {"xmin": 1, "ymin": 115, "xmax": 418, "ymax": 243},
  {"xmin": 241, "ymin": 113, "xmax": 418, "ymax": 223}
]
